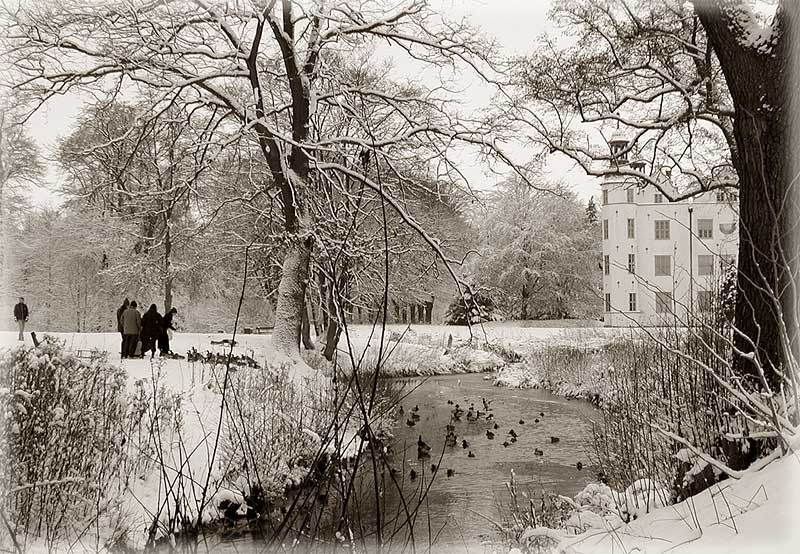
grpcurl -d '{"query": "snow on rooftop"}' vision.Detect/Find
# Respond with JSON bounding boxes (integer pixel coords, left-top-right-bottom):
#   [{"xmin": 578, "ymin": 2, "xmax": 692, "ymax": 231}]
[{"xmin": 609, "ymin": 129, "xmax": 630, "ymax": 143}]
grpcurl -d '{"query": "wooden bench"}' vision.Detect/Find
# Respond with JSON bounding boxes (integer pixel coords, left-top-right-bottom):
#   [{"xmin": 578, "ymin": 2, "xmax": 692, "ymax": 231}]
[
  {"xmin": 254, "ymin": 326, "xmax": 274, "ymax": 334},
  {"xmin": 75, "ymin": 349, "xmax": 103, "ymax": 361}
]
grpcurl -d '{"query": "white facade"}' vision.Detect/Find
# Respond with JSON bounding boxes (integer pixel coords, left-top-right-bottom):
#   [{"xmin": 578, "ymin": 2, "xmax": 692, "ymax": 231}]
[{"xmin": 601, "ymin": 142, "xmax": 739, "ymax": 326}]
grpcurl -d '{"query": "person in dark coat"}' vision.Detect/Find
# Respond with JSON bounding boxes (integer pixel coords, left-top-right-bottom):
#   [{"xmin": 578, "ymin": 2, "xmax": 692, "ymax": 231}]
[
  {"xmin": 13, "ymin": 297, "xmax": 29, "ymax": 342},
  {"xmin": 159, "ymin": 307, "xmax": 178, "ymax": 355},
  {"xmin": 116, "ymin": 298, "xmax": 129, "ymax": 356},
  {"xmin": 140, "ymin": 304, "xmax": 163, "ymax": 359},
  {"xmin": 121, "ymin": 301, "xmax": 142, "ymax": 358}
]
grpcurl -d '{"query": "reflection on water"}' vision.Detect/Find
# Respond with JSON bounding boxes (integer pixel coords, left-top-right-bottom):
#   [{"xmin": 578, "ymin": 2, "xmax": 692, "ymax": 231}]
[
  {"xmin": 380, "ymin": 373, "xmax": 599, "ymax": 551},
  {"xmin": 187, "ymin": 373, "xmax": 599, "ymax": 554}
]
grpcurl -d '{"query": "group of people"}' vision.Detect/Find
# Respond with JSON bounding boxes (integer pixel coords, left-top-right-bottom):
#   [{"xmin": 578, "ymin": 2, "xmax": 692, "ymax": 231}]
[{"xmin": 117, "ymin": 299, "xmax": 178, "ymax": 359}]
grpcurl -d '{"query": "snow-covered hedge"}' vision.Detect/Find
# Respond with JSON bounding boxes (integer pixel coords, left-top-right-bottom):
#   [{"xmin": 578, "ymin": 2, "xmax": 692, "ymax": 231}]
[
  {"xmin": 493, "ymin": 344, "xmax": 606, "ymax": 403},
  {"xmin": 0, "ymin": 336, "xmax": 129, "ymax": 549},
  {"xmin": 326, "ymin": 334, "xmax": 506, "ymax": 376}
]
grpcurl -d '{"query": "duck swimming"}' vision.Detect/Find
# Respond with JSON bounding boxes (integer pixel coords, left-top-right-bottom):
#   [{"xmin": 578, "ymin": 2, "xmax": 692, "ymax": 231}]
[{"xmin": 417, "ymin": 436, "xmax": 431, "ymax": 457}]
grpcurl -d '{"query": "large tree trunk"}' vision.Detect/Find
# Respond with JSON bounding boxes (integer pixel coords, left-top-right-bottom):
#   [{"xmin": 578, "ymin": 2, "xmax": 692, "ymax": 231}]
[
  {"xmin": 696, "ymin": 1, "xmax": 800, "ymax": 389},
  {"xmin": 731, "ymin": 115, "xmax": 792, "ymax": 388},
  {"xmin": 272, "ymin": 239, "xmax": 313, "ymax": 358}
]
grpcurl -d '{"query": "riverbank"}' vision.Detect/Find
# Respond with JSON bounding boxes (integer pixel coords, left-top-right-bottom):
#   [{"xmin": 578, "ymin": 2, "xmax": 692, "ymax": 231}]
[
  {"xmin": 0, "ymin": 332, "xmax": 382, "ymax": 552},
  {"xmin": 510, "ymin": 430, "xmax": 800, "ymax": 554},
  {"xmin": 0, "ymin": 324, "xmax": 622, "ymax": 553},
  {"xmin": 336, "ymin": 323, "xmax": 626, "ymax": 379}
]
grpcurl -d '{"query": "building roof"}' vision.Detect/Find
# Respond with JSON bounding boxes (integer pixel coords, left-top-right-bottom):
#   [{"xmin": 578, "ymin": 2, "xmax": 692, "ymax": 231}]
[{"xmin": 609, "ymin": 129, "xmax": 630, "ymax": 144}]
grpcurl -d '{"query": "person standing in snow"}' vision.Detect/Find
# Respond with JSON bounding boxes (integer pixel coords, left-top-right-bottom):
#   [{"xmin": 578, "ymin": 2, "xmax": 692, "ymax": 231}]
[
  {"xmin": 121, "ymin": 300, "xmax": 142, "ymax": 358},
  {"xmin": 140, "ymin": 304, "xmax": 163, "ymax": 359},
  {"xmin": 159, "ymin": 307, "xmax": 178, "ymax": 355},
  {"xmin": 13, "ymin": 297, "xmax": 29, "ymax": 341},
  {"xmin": 116, "ymin": 298, "xmax": 129, "ymax": 356}
]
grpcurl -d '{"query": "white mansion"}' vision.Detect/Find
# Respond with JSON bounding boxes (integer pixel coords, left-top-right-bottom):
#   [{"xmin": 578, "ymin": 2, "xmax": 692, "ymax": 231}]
[{"xmin": 601, "ymin": 135, "xmax": 739, "ymax": 326}]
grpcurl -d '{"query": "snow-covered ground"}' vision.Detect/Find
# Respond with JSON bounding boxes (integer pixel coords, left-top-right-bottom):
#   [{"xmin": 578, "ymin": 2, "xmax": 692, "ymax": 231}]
[
  {"xmin": 521, "ymin": 433, "xmax": 800, "ymax": 554},
  {"xmin": 8, "ymin": 325, "xmax": 795, "ymax": 554},
  {"xmin": 1, "ymin": 323, "xmax": 625, "ymax": 384},
  {"xmin": 1, "ymin": 331, "xmax": 332, "ymax": 550}
]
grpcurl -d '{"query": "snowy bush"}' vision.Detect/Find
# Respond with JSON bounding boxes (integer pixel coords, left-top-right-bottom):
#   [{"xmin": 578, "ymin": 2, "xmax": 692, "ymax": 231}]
[
  {"xmin": 494, "ymin": 344, "xmax": 606, "ymax": 403},
  {"xmin": 0, "ymin": 336, "xmax": 128, "ymax": 549},
  {"xmin": 590, "ymin": 331, "xmax": 772, "ymax": 505},
  {"xmin": 444, "ymin": 287, "xmax": 496, "ymax": 325},
  {"xmin": 217, "ymin": 362, "xmax": 330, "ymax": 513}
]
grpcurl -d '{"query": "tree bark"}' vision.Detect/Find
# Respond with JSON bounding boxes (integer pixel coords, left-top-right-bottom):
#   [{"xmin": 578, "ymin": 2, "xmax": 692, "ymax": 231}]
[
  {"xmin": 695, "ymin": 0, "xmax": 800, "ymax": 388},
  {"xmin": 271, "ymin": 239, "xmax": 313, "ymax": 358},
  {"xmin": 322, "ymin": 314, "xmax": 340, "ymax": 361},
  {"xmin": 521, "ymin": 282, "xmax": 529, "ymax": 320},
  {"xmin": 163, "ymin": 213, "xmax": 172, "ymax": 312},
  {"xmin": 310, "ymin": 294, "xmax": 323, "ymax": 337},
  {"xmin": 322, "ymin": 274, "xmax": 344, "ymax": 361},
  {"xmin": 300, "ymin": 301, "xmax": 315, "ymax": 350}
]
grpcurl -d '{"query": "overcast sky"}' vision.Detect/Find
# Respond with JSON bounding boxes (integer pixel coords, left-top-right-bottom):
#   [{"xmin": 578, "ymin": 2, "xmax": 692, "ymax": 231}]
[{"xmin": 22, "ymin": 0, "xmax": 599, "ymax": 207}]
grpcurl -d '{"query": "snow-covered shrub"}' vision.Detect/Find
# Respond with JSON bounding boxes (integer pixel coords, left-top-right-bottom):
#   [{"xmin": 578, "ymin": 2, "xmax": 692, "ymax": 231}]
[
  {"xmin": 590, "ymin": 330, "xmax": 765, "ymax": 505},
  {"xmin": 503, "ymin": 478, "xmax": 671, "ymax": 554},
  {"xmin": 673, "ymin": 447, "xmax": 723, "ymax": 500},
  {"xmin": 494, "ymin": 344, "xmax": 606, "ymax": 402},
  {"xmin": 444, "ymin": 286, "xmax": 495, "ymax": 325},
  {"xmin": 0, "ymin": 336, "xmax": 128, "ymax": 548},
  {"xmin": 328, "ymin": 335, "xmax": 505, "ymax": 376},
  {"xmin": 213, "ymin": 359, "xmax": 400, "ymax": 540},
  {"xmin": 217, "ymin": 362, "xmax": 334, "ymax": 519}
]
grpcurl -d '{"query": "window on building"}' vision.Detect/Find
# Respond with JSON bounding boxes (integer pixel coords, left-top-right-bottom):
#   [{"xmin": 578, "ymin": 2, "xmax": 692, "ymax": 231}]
[
  {"xmin": 627, "ymin": 218, "xmax": 635, "ymax": 239},
  {"xmin": 628, "ymin": 254, "xmax": 635, "ymax": 274},
  {"xmin": 655, "ymin": 291, "xmax": 673, "ymax": 314},
  {"xmin": 654, "ymin": 193, "xmax": 664, "ymax": 203},
  {"xmin": 655, "ymin": 220, "xmax": 670, "ymax": 240},
  {"xmin": 603, "ymin": 189, "xmax": 609, "ymax": 205},
  {"xmin": 603, "ymin": 219, "xmax": 609, "ymax": 239},
  {"xmin": 716, "ymin": 191, "xmax": 725, "ymax": 202},
  {"xmin": 698, "ymin": 254, "xmax": 714, "ymax": 276},
  {"xmin": 605, "ymin": 293, "xmax": 611, "ymax": 312},
  {"xmin": 627, "ymin": 188, "xmax": 634, "ymax": 203},
  {"xmin": 629, "ymin": 293, "xmax": 637, "ymax": 312},
  {"xmin": 697, "ymin": 291, "xmax": 713, "ymax": 312},
  {"xmin": 604, "ymin": 254, "xmax": 610, "ymax": 275},
  {"xmin": 654, "ymin": 255, "xmax": 671, "ymax": 276},
  {"xmin": 698, "ymin": 219, "xmax": 713, "ymax": 239}
]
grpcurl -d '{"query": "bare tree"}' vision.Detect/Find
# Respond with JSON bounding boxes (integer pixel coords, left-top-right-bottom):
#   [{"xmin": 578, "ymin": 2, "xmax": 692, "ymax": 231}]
[
  {"xmin": 0, "ymin": 95, "xmax": 42, "ymax": 216},
  {"xmin": 504, "ymin": 0, "xmax": 799, "ymax": 386},
  {"xmin": 470, "ymin": 176, "xmax": 601, "ymax": 320},
  {"xmin": 0, "ymin": 93, "xmax": 42, "ymax": 316},
  {"xmin": 59, "ymin": 99, "xmax": 233, "ymax": 312},
  {"xmin": 5, "ymin": 0, "xmax": 524, "ymax": 377}
]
